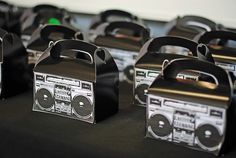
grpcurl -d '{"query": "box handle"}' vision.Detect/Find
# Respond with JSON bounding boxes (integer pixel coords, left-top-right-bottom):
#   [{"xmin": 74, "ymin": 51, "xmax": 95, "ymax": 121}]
[
  {"xmin": 198, "ymin": 30, "xmax": 236, "ymax": 45},
  {"xmin": 147, "ymin": 36, "xmax": 198, "ymax": 56},
  {"xmin": 40, "ymin": 24, "xmax": 83, "ymax": 41},
  {"xmin": 179, "ymin": 15, "xmax": 217, "ymax": 32},
  {"xmin": 50, "ymin": 39, "xmax": 97, "ymax": 64},
  {"xmin": 33, "ymin": 4, "xmax": 59, "ymax": 13},
  {"xmin": 104, "ymin": 21, "xmax": 149, "ymax": 42},
  {"xmin": 100, "ymin": 9, "xmax": 137, "ymax": 22},
  {"xmin": 163, "ymin": 58, "xmax": 231, "ymax": 87}
]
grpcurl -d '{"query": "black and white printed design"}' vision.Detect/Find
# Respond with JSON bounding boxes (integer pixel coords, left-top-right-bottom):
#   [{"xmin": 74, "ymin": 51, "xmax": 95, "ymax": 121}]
[
  {"xmin": 215, "ymin": 61, "xmax": 236, "ymax": 76},
  {"xmin": 134, "ymin": 68, "xmax": 199, "ymax": 106},
  {"xmin": 21, "ymin": 35, "xmax": 31, "ymax": 47},
  {"xmin": 33, "ymin": 72, "xmax": 94, "ymax": 123},
  {"xmin": 106, "ymin": 47, "xmax": 138, "ymax": 83},
  {"xmin": 27, "ymin": 49, "xmax": 44, "ymax": 65},
  {"xmin": 160, "ymin": 46, "xmax": 192, "ymax": 56},
  {"xmin": 134, "ymin": 68, "xmax": 160, "ymax": 105},
  {"xmin": 147, "ymin": 95, "xmax": 225, "ymax": 152}
]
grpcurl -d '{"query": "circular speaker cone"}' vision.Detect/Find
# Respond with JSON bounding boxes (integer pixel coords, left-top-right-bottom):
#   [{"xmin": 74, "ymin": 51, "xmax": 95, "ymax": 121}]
[
  {"xmin": 196, "ymin": 124, "xmax": 222, "ymax": 149},
  {"xmin": 72, "ymin": 95, "xmax": 93, "ymax": 117},
  {"xmin": 35, "ymin": 88, "xmax": 54, "ymax": 109},
  {"xmin": 135, "ymin": 84, "xmax": 149, "ymax": 103},
  {"xmin": 149, "ymin": 114, "xmax": 172, "ymax": 137},
  {"xmin": 124, "ymin": 65, "xmax": 134, "ymax": 82}
]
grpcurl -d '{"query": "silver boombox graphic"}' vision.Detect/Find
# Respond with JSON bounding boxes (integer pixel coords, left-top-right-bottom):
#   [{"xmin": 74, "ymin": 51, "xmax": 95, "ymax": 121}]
[
  {"xmin": 134, "ymin": 68, "xmax": 160, "ymax": 105},
  {"xmin": 106, "ymin": 47, "xmax": 138, "ymax": 83},
  {"xmin": 27, "ymin": 49, "xmax": 45, "ymax": 65},
  {"xmin": 147, "ymin": 95, "xmax": 225, "ymax": 152},
  {"xmin": 160, "ymin": 46, "xmax": 192, "ymax": 56},
  {"xmin": 215, "ymin": 61, "xmax": 236, "ymax": 77},
  {"xmin": 134, "ymin": 68, "xmax": 198, "ymax": 106},
  {"xmin": 33, "ymin": 72, "xmax": 94, "ymax": 123}
]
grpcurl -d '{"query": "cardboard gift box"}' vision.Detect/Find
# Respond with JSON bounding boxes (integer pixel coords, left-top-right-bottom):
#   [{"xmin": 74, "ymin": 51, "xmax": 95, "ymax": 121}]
[
  {"xmin": 33, "ymin": 39, "xmax": 119, "ymax": 123},
  {"xmin": 0, "ymin": 28, "xmax": 29, "ymax": 98},
  {"xmin": 198, "ymin": 30, "xmax": 236, "ymax": 79},
  {"xmin": 0, "ymin": 1, "xmax": 22, "ymax": 35},
  {"xmin": 89, "ymin": 21, "xmax": 150, "ymax": 84},
  {"xmin": 89, "ymin": 9, "xmax": 145, "ymax": 30},
  {"xmin": 27, "ymin": 24, "xmax": 83, "ymax": 65},
  {"xmin": 134, "ymin": 36, "xmax": 213, "ymax": 106},
  {"xmin": 146, "ymin": 58, "xmax": 234, "ymax": 155},
  {"xmin": 20, "ymin": 4, "xmax": 76, "ymax": 46},
  {"xmin": 165, "ymin": 15, "xmax": 222, "ymax": 40}
]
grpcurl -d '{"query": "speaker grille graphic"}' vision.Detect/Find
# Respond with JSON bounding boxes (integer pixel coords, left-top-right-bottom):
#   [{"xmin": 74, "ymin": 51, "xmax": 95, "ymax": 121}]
[
  {"xmin": 33, "ymin": 72, "xmax": 94, "ymax": 123},
  {"xmin": 147, "ymin": 95, "xmax": 225, "ymax": 152},
  {"xmin": 36, "ymin": 88, "xmax": 54, "ymax": 109},
  {"xmin": 124, "ymin": 65, "xmax": 134, "ymax": 82},
  {"xmin": 196, "ymin": 124, "xmax": 222, "ymax": 148},
  {"xmin": 72, "ymin": 95, "xmax": 93, "ymax": 117},
  {"xmin": 149, "ymin": 114, "xmax": 172, "ymax": 137},
  {"xmin": 136, "ymin": 84, "xmax": 149, "ymax": 103}
]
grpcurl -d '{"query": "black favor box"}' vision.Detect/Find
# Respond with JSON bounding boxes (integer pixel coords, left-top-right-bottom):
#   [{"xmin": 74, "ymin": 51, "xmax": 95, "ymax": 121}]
[
  {"xmin": 20, "ymin": 4, "xmax": 62, "ymax": 23},
  {"xmin": 27, "ymin": 24, "xmax": 83, "ymax": 65},
  {"xmin": 0, "ymin": 1, "xmax": 22, "ymax": 35},
  {"xmin": 134, "ymin": 36, "xmax": 212, "ymax": 106},
  {"xmin": 165, "ymin": 15, "xmax": 222, "ymax": 41},
  {"xmin": 20, "ymin": 4, "xmax": 74, "ymax": 46},
  {"xmin": 0, "ymin": 28, "xmax": 29, "ymax": 98},
  {"xmin": 89, "ymin": 21, "xmax": 150, "ymax": 84},
  {"xmin": 33, "ymin": 39, "xmax": 119, "ymax": 123},
  {"xmin": 198, "ymin": 30, "xmax": 236, "ymax": 79},
  {"xmin": 90, "ymin": 9, "xmax": 145, "ymax": 30},
  {"xmin": 146, "ymin": 58, "xmax": 234, "ymax": 155}
]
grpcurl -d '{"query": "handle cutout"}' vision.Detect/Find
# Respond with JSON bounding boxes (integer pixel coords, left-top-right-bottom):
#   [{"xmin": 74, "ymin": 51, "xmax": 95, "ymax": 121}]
[
  {"xmin": 185, "ymin": 21, "xmax": 212, "ymax": 31},
  {"xmin": 160, "ymin": 45, "xmax": 193, "ymax": 56},
  {"xmin": 107, "ymin": 15, "xmax": 131, "ymax": 22},
  {"xmin": 163, "ymin": 58, "xmax": 230, "ymax": 88},
  {"xmin": 75, "ymin": 32, "xmax": 83, "ymax": 40},
  {"xmin": 95, "ymin": 48, "xmax": 107, "ymax": 64},
  {"xmin": 61, "ymin": 49, "xmax": 93, "ymax": 64}
]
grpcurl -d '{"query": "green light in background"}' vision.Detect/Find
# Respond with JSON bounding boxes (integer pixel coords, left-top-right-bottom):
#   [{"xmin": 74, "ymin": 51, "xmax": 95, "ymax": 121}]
[{"xmin": 48, "ymin": 18, "xmax": 61, "ymax": 25}]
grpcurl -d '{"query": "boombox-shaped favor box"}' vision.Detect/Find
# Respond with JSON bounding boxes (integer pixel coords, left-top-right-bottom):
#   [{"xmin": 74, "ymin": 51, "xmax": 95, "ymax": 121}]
[
  {"xmin": 0, "ymin": 1, "xmax": 22, "ymax": 35},
  {"xmin": 20, "ymin": 4, "xmax": 75, "ymax": 46},
  {"xmin": 27, "ymin": 24, "xmax": 83, "ymax": 65},
  {"xmin": 0, "ymin": 28, "xmax": 29, "ymax": 98},
  {"xmin": 134, "ymin": 36, "xmax": 213, "ymax": 106},
  {"xmin": 165, "ymin": 15, "xmax": 222, "ymax": 40},
  {"xmin": 198, "ymin": 31, "xmax": 236, "ymax": 78},
  {"xmin": 33, "ymin": 39, "xmax": 119, "ymax": 123},
  {"xmin": 146, "ymin": 58, "xmax": 234, "ymax": 155},
  {"xmin": 89, "ymin": 21, "xmax": 150, "ymax": 84},
  {"xmin": 89, "ymin": 9, "xmax": 144, "ymax": 30}
]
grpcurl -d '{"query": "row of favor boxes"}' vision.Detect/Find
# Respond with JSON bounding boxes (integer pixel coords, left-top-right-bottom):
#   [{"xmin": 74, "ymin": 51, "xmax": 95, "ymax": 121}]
[
  {"xmin": 30, "ymin": 38, "xmax": 234, "ymax": 156},
  {"xmin": 0, "ymin": 3, "xmax": 236, "ymax": 156}
]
